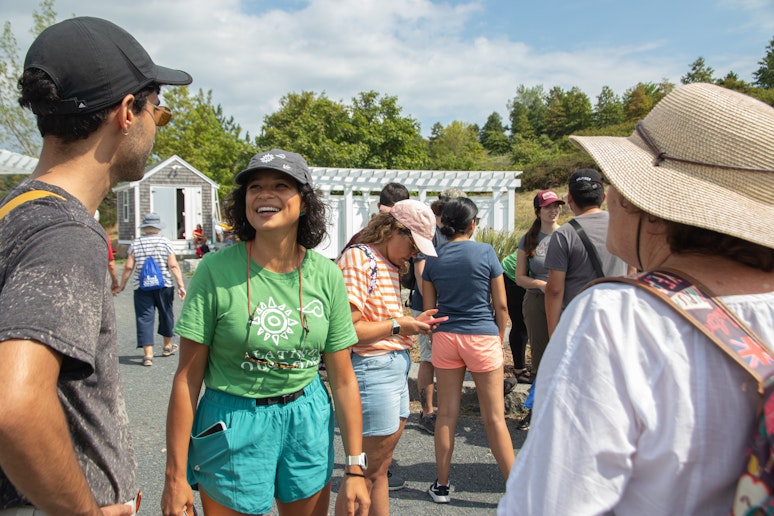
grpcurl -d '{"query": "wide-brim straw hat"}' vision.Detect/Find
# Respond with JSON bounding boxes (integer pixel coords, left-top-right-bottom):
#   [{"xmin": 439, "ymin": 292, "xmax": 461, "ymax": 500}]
[{"xmin": 569, "ymin": 83, "xmax": 774, "ymax": 249}]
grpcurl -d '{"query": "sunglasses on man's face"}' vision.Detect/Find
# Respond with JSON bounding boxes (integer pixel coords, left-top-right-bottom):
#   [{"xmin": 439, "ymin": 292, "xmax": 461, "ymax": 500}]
[{"xmin": 147, "ymin": 104, "xmax": 172, "ymax": 126}]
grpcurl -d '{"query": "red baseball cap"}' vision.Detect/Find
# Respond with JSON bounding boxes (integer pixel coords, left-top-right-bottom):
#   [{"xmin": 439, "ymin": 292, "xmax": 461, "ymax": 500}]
[{"xmin": 534, "ymin": 190, "xmax": 565, "ymax": 208}]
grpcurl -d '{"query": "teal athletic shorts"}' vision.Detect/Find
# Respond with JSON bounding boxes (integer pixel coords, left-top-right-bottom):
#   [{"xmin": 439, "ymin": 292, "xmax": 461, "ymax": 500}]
[{"xmin": 187, "ymin": 375, "xmax": 334, "ymax": 514}]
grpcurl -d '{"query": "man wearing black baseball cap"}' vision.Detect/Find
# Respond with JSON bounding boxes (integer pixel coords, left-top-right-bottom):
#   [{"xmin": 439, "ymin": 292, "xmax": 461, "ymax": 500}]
[
  {"xmin": 543, "ymin": 169, "xmax": 632, "ymax": 337},
  {"xmin": 0, "ymin": 17, "xmax": 191, "ymax": 516}
]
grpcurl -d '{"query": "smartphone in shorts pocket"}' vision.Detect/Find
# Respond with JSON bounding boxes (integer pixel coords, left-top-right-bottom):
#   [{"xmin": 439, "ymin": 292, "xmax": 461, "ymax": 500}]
[{"xmin": 196, "ymin": 420, "xmax": 226, "ymax": 438}]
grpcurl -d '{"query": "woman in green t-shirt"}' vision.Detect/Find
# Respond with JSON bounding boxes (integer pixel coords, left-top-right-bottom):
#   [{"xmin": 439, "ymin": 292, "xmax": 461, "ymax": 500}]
[{"xmin": 161, "ymin": 150, "xmax": 369, "ymax": 516}]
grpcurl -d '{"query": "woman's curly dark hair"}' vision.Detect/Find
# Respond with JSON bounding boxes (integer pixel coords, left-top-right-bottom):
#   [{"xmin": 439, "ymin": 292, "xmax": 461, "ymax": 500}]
[
  {"xmin": 223, "ymin": 181, "xmax": 328, "ymax": 249},
  {"xmin": 18, "ymin": 68, "xmax": 156, "ymax": 142}
]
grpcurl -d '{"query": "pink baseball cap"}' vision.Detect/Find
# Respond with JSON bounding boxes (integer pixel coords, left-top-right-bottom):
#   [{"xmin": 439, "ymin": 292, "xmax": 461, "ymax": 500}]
[
  {"xmin": 534, "ymin": 190, "xmax": 565, "ymax": 208},
  {"xmin": 389, "ymin": 199, "xmax": 437, "ymax": 257}
]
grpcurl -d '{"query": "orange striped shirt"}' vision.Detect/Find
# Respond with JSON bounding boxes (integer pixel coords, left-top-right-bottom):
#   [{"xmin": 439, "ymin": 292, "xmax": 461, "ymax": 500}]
[{"xmin": 338, "ymin": 244, "xmax": 412, "ymax": 356}]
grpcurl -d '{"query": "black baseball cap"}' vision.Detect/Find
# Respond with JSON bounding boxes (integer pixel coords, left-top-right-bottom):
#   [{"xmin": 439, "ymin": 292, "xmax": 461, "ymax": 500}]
[
  {"xmin": 235, "ymin": 149, "xmax": 313, "ymax": 186},
  {"xmin": 568, "ymin": 168, "xmax": 604, "ymax": 195},
  {"xmin": 24, "ymin": 17, "xmax": 192, "ymax": 115}
]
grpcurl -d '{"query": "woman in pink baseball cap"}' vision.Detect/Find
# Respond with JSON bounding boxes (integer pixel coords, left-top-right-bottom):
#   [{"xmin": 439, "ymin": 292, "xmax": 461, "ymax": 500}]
[{"xmin": 337, "ymin": 199, "xmax": 446, "ymax": 515}]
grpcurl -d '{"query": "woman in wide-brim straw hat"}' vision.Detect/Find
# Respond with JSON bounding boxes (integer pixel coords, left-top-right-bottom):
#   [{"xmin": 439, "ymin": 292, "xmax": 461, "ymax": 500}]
[{"xmin": 499, "ymin": 83, "xmax": 774, "ymax": 515}]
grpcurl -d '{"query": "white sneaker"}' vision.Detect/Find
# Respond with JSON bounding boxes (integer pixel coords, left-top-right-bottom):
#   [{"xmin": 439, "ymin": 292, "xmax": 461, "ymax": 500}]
[{"xmin": 428, "ymin": 480, "xmax": 451, "ymax": 503}]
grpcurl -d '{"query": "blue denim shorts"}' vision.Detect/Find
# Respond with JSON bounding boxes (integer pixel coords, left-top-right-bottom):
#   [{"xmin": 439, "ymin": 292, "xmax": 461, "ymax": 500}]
[
  {"xmin": 187, "ymin": 376, "xmax": 333, "ymax": 514},
  {"xmin": 351, "ymin": 349, "xmax": 411, "ymax": 437}
]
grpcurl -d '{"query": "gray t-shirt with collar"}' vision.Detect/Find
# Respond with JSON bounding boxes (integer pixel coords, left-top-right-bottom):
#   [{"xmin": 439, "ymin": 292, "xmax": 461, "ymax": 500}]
[{"xmin": 545, "ymin": 211, "xmax": 629, "ymax": 307}]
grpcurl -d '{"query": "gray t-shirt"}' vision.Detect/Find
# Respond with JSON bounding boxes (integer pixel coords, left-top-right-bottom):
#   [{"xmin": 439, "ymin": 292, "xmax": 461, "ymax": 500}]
[
  {"xmin": 0, "ymin": 180, "xmax": 136, "ymax": 508},
  {"xmin": 544, "ymin": 211, "xmax": 629, "ymax": 307},
  {"xmin": 518, "ymin": 231, "xmax": 552, "ymax": 294}
]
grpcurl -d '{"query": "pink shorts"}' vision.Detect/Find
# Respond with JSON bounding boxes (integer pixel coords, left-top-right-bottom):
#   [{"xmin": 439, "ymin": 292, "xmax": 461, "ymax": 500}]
[{"xmin": 430, "ymin": 332, "xmax": 504, "ymax": 373}]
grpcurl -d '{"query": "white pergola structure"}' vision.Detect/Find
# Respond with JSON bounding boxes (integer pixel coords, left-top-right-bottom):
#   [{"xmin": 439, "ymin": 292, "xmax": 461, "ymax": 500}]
[
  {"xmin": 0, "ymin": 149, "xmax": 38, "ymax": 175},
  {"xmin": 308, "ymin": 168, "xmax": 522, "ymax": 258}
]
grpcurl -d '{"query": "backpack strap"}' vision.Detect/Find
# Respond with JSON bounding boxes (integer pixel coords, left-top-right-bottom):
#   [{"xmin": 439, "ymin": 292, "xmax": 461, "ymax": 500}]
[
  {"xmin": 0, "ymin": 190, "xmax": 65, "ymax": 220},
  {"xmin": 591, "ymin": 269, "xmax": 774, "ymax": 394},
  {"xmin": 349, "ymin": 244, "xmax": 378, "ymax": 296},
  {"xmin": 568, "ymin": 218, "xmax": 605, "ymax": 279}
]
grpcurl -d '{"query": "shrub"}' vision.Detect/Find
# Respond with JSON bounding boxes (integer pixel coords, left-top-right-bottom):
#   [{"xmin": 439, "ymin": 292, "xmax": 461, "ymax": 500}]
[{"xmin": 476, "ymin": 227, "xmax": 521, "ymax": 262}]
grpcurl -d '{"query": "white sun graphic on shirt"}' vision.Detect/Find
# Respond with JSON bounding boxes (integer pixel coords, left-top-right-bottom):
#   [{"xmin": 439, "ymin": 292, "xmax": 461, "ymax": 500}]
[{"xmin": 251, "ymin": 297, "xmax": 300, "ymax": 346}]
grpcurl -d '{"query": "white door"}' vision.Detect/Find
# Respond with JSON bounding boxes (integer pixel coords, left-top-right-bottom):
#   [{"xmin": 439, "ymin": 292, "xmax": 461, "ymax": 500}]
[
  {"xmin": 149, "ymin": 186, "xmax": 177, "ymax": 241},
  {"xmin": 183, "ymin": 187, "xmax": 203, "ymax": 241}
]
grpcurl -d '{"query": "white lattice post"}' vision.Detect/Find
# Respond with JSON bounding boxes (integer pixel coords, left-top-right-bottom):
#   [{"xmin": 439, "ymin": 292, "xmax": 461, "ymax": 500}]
[
  {"xmin": 505, "ymin": 186, "xmax": 516, "ymax": 232},
  {"xmin": 491, "ymin": 188, "xmax": 503, "ymax": 231},
  {"xmin": 343, "ymin": 185, "xmax": 355, "ymax": 251}
]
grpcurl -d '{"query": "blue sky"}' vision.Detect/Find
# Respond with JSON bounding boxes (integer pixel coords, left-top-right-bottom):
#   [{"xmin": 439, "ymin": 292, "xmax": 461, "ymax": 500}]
[{"xmin": 2, "ymin": 0, "xmax": 772, "ymax": 139}]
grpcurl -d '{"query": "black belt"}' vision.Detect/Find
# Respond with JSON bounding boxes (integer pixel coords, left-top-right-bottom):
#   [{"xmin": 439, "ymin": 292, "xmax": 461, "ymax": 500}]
[{"xmin": 255, "ymin": 388, "xmax": 305, "ymax": 406}]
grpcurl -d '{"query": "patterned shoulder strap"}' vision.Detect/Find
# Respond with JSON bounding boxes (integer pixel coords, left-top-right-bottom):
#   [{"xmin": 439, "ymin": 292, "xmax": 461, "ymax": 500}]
[
  {"xmin": 591, "ymin": 269, "xmax": 774, "ymax": 395},
  {"xmin": 349, "ymin": 244, "xmax": 378, "ymax": 295},
  {"xmin": 0, "ymin": 190, "xmax": 66, "ymax": 220}
]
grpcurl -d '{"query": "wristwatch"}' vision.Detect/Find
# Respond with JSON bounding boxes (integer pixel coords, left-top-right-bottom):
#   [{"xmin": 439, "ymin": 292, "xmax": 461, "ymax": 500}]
[
  {"xmin": 391, "ymin": 318, "xmax": 401, "ymax": 335},
  {"xmin": 345, "ymin": 452, "xmax": 368, "ymax": 469}
]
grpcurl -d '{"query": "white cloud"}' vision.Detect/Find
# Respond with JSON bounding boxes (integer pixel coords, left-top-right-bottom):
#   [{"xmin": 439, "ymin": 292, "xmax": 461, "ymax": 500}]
[{"xmin": 3, "ymin": 0, "xmax": 769, "ymax": 139}]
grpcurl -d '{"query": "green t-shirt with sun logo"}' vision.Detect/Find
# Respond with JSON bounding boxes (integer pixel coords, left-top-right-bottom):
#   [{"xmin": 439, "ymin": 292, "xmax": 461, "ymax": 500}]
[{"xmin": 175, "ymin": 242, "xmax": 357, "ymax": 398}]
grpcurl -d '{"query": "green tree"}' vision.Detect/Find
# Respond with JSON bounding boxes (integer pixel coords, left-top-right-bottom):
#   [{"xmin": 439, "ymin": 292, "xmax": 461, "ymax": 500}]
[
  {"xmin": 348, "ymin": 91, "xmax": 427, "ymax": 169},
  {"xmin": 479, "ymin": 111, "xmax": 510, "ymax": 155},
  {"xmin": 153, "ymin": 87, "xmax": 256, "ymax": 192},
  {"xmin": 507, "ymin": 101, "xmax": 534, "ymax": 139},
  {"xmin": 258, "ymin": 91, "xmax": 354, "ymax": 167},
  {"xmin": 561, "ymin": 86, "xmax": 593, "ymax": 135},
  {"xmin": 654, "ymin": 78, "xmax": 676, "ymax": 103},
  {"xmin": 681, "ymin": 57, "xmax": 716, "ymax": 84},
  {"xmin": 429, "ymin": 122, "xmax": 444, "ymax": 141},
  {"xmin": 543, "ymin": 86, "xmax": 592, "ymax": 140},
  {"xmin": 428, "ymin": 120, "xmax": 484, "ymax": 170},
  {"xmin": 259, "ymin": 90, "xmax": 427, "ymax": 169},
  {"xmin": 623, "ymin": 83, "xmax": 654, "ymax": 121},
  {"xmin": 0, "ymin": 0, "xmax": 57, "ymax": 155},
  {"xmin": 509, "ymin": 134, "xmax": 559, "ymax": 168},
  {"xmin": 753, "ymin": 37, "xmax": 774, "ymax": 89},
  {"xmin": 543, "ymin": 86, "xmax": 566, "ymax": 140},
  {"xmin": 594, "ymin": 85, "xmax": 624, "ymax": 127},
  {"xmin": 507, "ymin": 84, "xmax": 545, "ymax": 137},
  {"xmin": 717, "ymin": 71, "xmax": 752, "ymax": 93}
]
